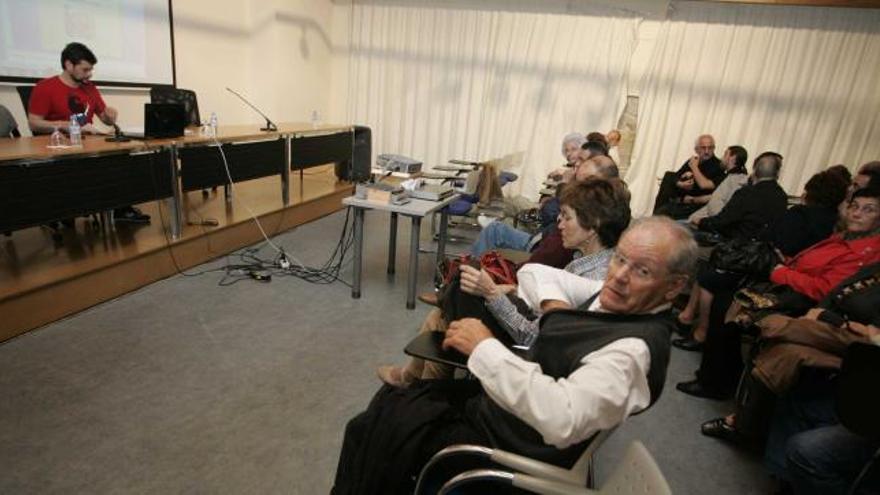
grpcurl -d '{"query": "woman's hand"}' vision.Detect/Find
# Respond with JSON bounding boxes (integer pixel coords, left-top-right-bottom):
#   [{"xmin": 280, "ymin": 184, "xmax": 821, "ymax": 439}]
[
  {"xmin": 803, "ymin": 308, "xmax": 824, "ymax": 320},
  {"xmin": 460, "ymin": 265, "xmax": 501, "ymax": 299}
]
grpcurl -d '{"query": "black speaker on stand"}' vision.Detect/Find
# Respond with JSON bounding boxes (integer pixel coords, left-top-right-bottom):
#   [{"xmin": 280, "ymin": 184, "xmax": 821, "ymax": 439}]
[{"xmin": 336, "ymin": 125, "xmax": 371, "ymax": 183}]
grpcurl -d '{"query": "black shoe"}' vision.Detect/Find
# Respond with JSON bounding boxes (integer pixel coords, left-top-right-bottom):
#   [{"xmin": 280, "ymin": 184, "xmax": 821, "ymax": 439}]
[
  {"xmin": 701, "ymin": 417, "xmax": 743, "ymax": 444},
  {"xmin": 672, "ymin": 337, "xmax": 704, "ymax": 352},
  {"xmin": 676, "ymin": 379, "xmax": 731, "ymax": 400},
  {"xmin": 114, "ymin": 206, "xmax": 151, "ymax": 224}
]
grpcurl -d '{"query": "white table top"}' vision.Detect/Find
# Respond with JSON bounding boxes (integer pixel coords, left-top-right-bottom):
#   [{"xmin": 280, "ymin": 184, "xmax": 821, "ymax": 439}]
[{"xmin": 343, "ymin": 193, "xmax": 460, "ymax": 217}]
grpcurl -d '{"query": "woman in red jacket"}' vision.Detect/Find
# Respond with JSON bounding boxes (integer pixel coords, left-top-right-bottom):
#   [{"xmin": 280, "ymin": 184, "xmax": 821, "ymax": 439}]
[
  {"xmin": 769, "ymin": 187, "xmax": 880, "ymax": 301},
  {"xmin": 677, "ymin": 186, "xmax": 880, "ymax": 400}
]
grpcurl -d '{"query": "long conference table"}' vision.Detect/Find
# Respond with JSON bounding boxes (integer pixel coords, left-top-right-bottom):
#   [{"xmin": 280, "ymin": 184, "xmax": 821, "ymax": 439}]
[{"xmin": 0, "ymin": 123, "xmax": 354, "ymax": 239}]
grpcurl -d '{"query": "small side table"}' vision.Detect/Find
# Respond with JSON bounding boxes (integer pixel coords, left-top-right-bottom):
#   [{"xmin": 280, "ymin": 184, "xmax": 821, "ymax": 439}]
[{"xmin": 342, "ymin": 194, "xmax": 459, "ymax": 309}]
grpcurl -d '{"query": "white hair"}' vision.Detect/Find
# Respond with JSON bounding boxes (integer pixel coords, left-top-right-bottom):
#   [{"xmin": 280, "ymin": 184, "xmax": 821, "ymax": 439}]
[{"xmin": 561, "ymin": 132, "xmax": 587, "ymax": 155}]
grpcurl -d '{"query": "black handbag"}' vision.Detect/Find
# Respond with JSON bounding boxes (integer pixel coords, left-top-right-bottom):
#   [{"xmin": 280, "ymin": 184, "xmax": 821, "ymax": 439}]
[{"xmin": 709, "ymin": 238, "xmax": 779, "ymax": 277}]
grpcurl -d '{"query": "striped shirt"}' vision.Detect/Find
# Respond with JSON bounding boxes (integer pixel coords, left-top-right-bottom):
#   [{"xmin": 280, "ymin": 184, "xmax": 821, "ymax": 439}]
[{"xmin": 485, "ymin": 248, "xmax": 613, "ymax": 347}]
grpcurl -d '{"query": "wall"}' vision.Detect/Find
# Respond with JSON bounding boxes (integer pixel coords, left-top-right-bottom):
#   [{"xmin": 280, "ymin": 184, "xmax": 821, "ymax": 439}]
[{"xmin": 0, "ymin": 0, "xmax": 337, "ymax": 136}]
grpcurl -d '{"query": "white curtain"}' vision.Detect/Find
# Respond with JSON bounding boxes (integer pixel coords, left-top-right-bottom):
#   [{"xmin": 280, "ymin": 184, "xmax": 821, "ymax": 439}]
[
  {"xmin": 627, "ymin": 1, "xmax": 880, "ymax": 216},
  {"xmin": 344, "ymin": 0, "xmax": 639, "ymax": 198}
]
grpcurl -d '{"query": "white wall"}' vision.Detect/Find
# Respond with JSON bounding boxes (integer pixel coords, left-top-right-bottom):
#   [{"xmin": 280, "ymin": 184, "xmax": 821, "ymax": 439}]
[{"xmin": 0, "ymin": 0, "xmax": 337, "ymax": 136}]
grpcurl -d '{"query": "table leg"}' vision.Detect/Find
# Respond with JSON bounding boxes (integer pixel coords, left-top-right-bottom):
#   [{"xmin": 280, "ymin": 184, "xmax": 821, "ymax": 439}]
[
  {"xmin": 282, "ymin": 136, "xmax": 291, "ymax": 206},
  {"xmin": 387, "ymin": 212, "xmax": 398, "ymax": 275},
  {"xmin": 436, "ymin": 208, "xmax": 449, "ymax": 267},
  {"xmin": 351, "ymin": 206, "xmax": 364, "ymax": 299},
  {"xmin": 407, "ymin": 216, "xmax": 421, "ymax": 309},
  {"xmin": 168, "ymin": 145, "xmax": 182, "ymax": 240}
]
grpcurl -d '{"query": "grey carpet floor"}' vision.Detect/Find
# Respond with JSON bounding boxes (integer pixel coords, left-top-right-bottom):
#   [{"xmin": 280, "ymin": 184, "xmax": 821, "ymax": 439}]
[{"xmin": 0, "ymin": 210, "xmax": 775, "ymax": 494}]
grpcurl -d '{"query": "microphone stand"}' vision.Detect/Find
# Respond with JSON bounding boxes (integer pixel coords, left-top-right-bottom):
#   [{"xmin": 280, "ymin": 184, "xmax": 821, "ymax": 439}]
[
  {"xmin": 225, "ymin": 87, "xmax": 278, "ymax": 132},
  {"xmin": 105, "ymin": 124, "xmax": 131, "ymax": 142}
]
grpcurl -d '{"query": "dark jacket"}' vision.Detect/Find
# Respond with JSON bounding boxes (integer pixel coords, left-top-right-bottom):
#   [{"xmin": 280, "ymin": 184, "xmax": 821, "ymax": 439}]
[
  {"xmin": 699, "ymin": 179, "xmax": 788, "ymax": 240},
  {"xmin": 765, "ymin": 204, "xmax": 838, "ymax": 257},
  {"xmin": 675, "ymin": 156, "xmax": 726, "ymax": 197}
]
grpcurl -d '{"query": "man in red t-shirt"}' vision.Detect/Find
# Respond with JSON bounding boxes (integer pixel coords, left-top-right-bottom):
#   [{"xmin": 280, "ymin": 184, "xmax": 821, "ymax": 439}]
[
  {"xmin": 28, "ymin": 42, "xmax": 118, "ymax": 135},
  {"xmin": 27, "ymin": 42, "xmax": 149, "ymax": 224}
]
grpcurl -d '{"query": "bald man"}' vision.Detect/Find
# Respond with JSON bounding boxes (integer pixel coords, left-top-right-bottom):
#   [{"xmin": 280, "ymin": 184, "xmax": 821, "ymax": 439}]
[{"xmin": 653, "ymin": 134, "xmax": 726, "ymax": 219}]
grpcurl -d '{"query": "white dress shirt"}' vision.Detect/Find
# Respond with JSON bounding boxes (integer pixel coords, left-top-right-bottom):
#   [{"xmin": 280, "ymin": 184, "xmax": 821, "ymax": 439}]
[
  {"xmin": 467, "ymin": 296, "xmax": 653, "ymax": 449},
  {"xmin": 516, "ymin": 262, "xmax": 604, "ymax": 309}
]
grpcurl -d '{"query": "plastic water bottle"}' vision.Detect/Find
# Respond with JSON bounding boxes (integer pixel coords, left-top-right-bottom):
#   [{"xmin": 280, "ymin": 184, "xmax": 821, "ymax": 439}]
[
  {"xmin": 68, "ymin": 115, "xmax": 82, "ymax": 146},
  {"xmin": 209, "ymin": 112, "xmax": 218, "ymax": 136}
]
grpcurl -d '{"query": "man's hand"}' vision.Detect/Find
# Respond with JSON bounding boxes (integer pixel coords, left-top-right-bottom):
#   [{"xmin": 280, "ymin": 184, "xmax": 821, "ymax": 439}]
[
  {"xmin": 443, "ymin": 318, "xmax": 494, "ymax": 356},
  {"xmin": 676, "ymin": 171, "xmax": 695, "ymax": 190},
  {"xmin": 682, "ymin": 195, "xmax": 694, "ymax": 204},
  {"xmin": 100, "ymin": 107, "xmax": 118, "ymax": 126},
  {"xmin": 460, "ymin": 265, "xmax": 502, "ymax": 299},
  {"xmin": 687, "ymin": 155, "xmax": 700, "ymax": 171}
]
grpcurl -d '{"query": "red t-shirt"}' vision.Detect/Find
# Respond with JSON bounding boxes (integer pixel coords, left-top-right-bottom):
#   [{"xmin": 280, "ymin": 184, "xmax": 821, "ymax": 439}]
[{"xmin": 28, "ymin": 75, "xmax": 106, "ymax": 125}]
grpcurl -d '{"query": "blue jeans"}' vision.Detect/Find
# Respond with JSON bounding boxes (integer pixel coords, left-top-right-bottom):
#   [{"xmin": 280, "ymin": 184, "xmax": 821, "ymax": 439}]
[
  {"xmin": 470, "ymin": 222, "xmax": 532, "ymax": 256},
  {"xmin": 787, "ymin": 424, "xmax": 879, "ymax": 495}
]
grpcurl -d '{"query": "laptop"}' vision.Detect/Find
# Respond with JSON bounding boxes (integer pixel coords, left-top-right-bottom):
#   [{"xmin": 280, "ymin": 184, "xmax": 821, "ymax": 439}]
[{"xmin": 123, "ymin": 103, "xmax": 186, "ymax": 139}]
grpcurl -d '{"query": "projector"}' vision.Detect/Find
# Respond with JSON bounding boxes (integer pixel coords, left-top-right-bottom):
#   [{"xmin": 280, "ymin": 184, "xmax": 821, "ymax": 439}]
[{"xmin": 377, "ymin": 154, "xmax": 422, "ymax": 174}]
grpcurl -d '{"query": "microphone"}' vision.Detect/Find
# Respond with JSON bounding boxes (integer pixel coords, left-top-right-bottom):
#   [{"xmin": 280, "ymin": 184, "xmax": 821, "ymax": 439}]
[
  {"xmin": 105, "ymin": 123, "xmax": 131, "ymax": 142},
  {"xmin": 225, "ymin": 87, "xmax": 278, "ymax": 132}
]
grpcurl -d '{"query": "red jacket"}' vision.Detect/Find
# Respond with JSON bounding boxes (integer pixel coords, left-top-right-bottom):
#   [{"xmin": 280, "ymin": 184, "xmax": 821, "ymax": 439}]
[{"xmin": 770, "ymin": 233, "xmax": 880, "ymax": 301}]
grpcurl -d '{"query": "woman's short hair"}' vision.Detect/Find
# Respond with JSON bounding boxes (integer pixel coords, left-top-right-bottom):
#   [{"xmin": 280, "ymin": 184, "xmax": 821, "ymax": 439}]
[
  {"xmin": 585, "ymin": 131, "xmax": 608, "ymax": 148},
  {"xmin": 826, "ymin": 164, "xmax": 852, "ymax": 185},
  {"xmin": 851, "ymin": 186, "xmax": 880, "ymax": 203},
  {"xmin": 559, "ymin": 177, "xmax": 631, "ymax": 248},
  {"xmin": 804, "ymin": 170, "xmax": 848, "ymax": 209}
]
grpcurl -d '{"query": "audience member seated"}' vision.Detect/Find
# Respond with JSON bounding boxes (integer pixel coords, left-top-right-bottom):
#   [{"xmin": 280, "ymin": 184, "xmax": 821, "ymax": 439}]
[
  {"xmin": 785, "ymin": 420, "xmax": 880, "ymax": 494},
  {"xmin": 386, "ymin": 178, "xmax": 631, "ymax": 386},
  {"xmin": 606, "ymin": 129, "xmax": 622, "ymax": 166},
  {"xmin": 27, "ymin": 42, "xmax": 149, "ymax": 224},
  {"xmin": 694, "ymin": 151, "xmax": 787, "ymax": 242},
  {"xmin": 687, "ymin": 145, "xmax": 749, "ymax": 225},
  {"xmin": 469, "ymin": 146, "xmax": 617, "ymax": 259},
  {"xmin": 0, "ymin": 104, "xmax": 19, "ymax": 138},
  {"xmin": 677, "ymin": 187, "xmax": 880, "ymax": 399},
  {"xmin": 547, "ymin": 132, "xmax": 587, "ymax": 180},
  {"xmin": 674, "ymin": 152, "xmax": 789, "ymax": 352},
  {"xmin": 765, "ymin": 169, "xmax": 849, "ymax": 257},
  {"xmin": 698, "ymin": 263, "xmax": 880, "ymax": 449},
  {"xmin": 333, "ymin": 217, "xmax": 696, "ymax": 494},
  {"xmin": 653, "ymin": 134, "xmax": 726, "ymax": 219}
]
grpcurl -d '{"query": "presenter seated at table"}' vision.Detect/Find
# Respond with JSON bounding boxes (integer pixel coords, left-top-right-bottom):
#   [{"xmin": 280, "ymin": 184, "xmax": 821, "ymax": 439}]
[{"xmin": 27, "ymin": 42, "xmax": 149, "ymax": 224}]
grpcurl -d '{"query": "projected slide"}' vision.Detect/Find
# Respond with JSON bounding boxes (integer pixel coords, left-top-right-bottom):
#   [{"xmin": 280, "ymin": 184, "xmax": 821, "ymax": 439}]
[{"xmin": 0, "ymin": 0, "xmax": 173, "ymax": 86}]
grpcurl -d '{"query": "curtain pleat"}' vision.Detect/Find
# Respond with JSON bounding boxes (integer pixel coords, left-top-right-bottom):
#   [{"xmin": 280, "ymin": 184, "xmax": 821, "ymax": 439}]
[
  {"xmin": 345, "ymin": 1, "xmax": 638, "ymax": 198},
  {"xmin": 627, "ymin": 1, "xmax": 880, "ymax": 215}
]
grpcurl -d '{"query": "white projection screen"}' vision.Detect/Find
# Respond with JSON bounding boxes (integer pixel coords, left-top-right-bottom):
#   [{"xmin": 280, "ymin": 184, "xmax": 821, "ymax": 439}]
[{"xmin": 0, "ymin": 0, "xmax": 175, "ymax": 87}]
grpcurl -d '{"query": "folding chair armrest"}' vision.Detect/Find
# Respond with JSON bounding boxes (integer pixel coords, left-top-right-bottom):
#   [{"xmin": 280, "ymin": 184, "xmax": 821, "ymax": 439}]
[
  {"xmin": 414, "ymin": 444, "xmax": 493, "ymax": 494},
  {"xmin": 438, "ymin": 469, "xmax": 596, "ymax": 495}
]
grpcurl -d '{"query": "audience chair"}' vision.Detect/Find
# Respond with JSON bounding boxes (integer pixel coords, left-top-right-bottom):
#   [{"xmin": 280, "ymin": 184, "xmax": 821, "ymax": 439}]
[
  {"xmin": 15, "ymin": 85, "xmax": 33, "ymax": 120},
  {"xmin": 836, "ymin": 342, "xmax": 880, "ymax": 494},
  {"xmin": 415, "ymin": 428, "xmax": 617, "ymax": 494},
  {"xmin": 432, "ymin": 440, "xmax": 671, "ymax": 495}
]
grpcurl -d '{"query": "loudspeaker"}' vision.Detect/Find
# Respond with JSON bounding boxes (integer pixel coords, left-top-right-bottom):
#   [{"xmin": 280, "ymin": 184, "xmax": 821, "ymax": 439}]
[{"xmin": 336, "ymin": 125, "xmax": 371, "ymax": 183}]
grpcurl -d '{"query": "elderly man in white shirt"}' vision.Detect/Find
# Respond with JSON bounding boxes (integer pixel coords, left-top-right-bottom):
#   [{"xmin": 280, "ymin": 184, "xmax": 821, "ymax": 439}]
[{"xmin": 332, "ymin": 217, "xmax": 697, "ymax": 495}]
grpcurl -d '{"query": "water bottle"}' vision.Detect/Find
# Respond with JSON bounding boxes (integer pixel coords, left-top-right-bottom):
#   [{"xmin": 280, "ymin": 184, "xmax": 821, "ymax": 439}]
[
  {"xmin": 209, "ymin": 112, "xmax": 218, "ymax": 136},
  {"xmin": 68, "ymin": 115, "xmax": 82, "ymax": 146},
  {"xmin": 310, "ymin": 110, "xmax": 319, "ymax": 129}
]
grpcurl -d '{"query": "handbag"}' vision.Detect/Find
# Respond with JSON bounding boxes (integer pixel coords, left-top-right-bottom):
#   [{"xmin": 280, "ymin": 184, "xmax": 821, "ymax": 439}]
[
  {"xmin": 437, "ymin": 251, "xmax": 518, "ymax": 288},
  {"xmin": 709, "ymin": 238, "xmax": 779, "ymax": 277}
]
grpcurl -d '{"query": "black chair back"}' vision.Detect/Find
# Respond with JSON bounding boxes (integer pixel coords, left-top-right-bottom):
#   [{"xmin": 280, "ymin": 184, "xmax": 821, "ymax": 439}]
[
  {"xmin": 149, "ymin": 87, "xmax": 201, "ymax": 126},
  {"xmin": 16, "ymin": 85, "xmax": 33, "ymax": 113},
  {"xmin": 837, "ymin": 342, "xmax": 880, "ymax": 441}
]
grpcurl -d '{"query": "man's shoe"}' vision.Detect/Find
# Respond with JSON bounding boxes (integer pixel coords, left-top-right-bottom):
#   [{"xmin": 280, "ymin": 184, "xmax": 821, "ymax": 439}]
[
  {"xmin": 477, "ymin": 214, "xmax": 497, "ymax": 229},
  {"xmin": 114, "ymin": 206, "xmax": 151, "ymax": 224},
  {"xmin": 676, "ymin": 379, "xmax": 730, "ymax": 400},
  {"xmin": 672, "ymin": 337, "xmax": 704, "ymax": 352},
  {"xmin": 701, "ymin": 417, "xmax": 743, "ymax": 444},
  {"xmin": 418, "ymin": 292, "xmax": 440, "ymax": 307}
]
